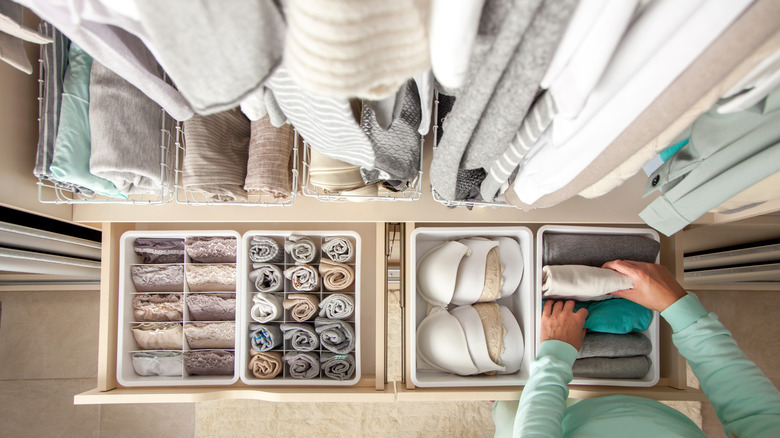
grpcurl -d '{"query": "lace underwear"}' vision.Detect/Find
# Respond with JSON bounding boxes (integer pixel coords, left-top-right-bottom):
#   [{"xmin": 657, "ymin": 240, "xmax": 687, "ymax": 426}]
[
  {"xmin": 315, "ymin": 317, "xmax": 355, "ymax": 354},
  {"xmin": 251, "ymin": 292, "xmax": 283, "ymax": 323},
  {"xmin": 283, "ymin": 293, "xmax": 320, "ymax": 322},
  {"xmin": 132, "ymin": 351, "xmax": 183, "ymax": 376},
  {"xmin": 186, "ymin": 293, "xmax": 236, "ymax": 321},
  {"xmin": 322, "ymin": 236, "xmax": 354, "ymax": 263},
  {"xmin": 281, "ymin": 322, "xmax": 319, "ymax": 352},
  {"xmin": 184, "ymin": 322, "xmax": 235, "ymax": 349},
  {"xmin": 134, "ymin": 238, "xmax": 185, "ymax": 264},
  {"xmin": 319, "ymin": 259, "xmax": 354, "ymax": 291},
  {"xmin": 248, "ymin": 236, "xmax": 282, "ymax": 263},
  {"xmin": 249, "ymin": 323, "xmax": 283, "ymax": 352},
  {"xmin": 318, "ymin": 293, "xmax": 354, "ymax": 320},
  {"xmin": 185, "ymin": 236, "xmax": 237, "ymax": 263},
  {"xmin": 249, "ymin": 350, "xmax": 283, "ymax": 379},
  {"xmin": 284, "ymin": 235, "xmax": 317, "ymax": 263},
  {"xmin": 131, "ymin": 323, "xmax": 183, "ymax": 350},
  {"xmin": 131, "ymin": 265, "xmax": 184, "ymax": 292},
  {"xmin": 283, "ymin": 265, "xmax": 319, "ymax": 292},
  {"xmin": 321, "ymin": 352, "xmax": 355, "ymax": 381},
  {"xmin": 132, "ymin": 294, "xmax": 183, "ymax": 322},
  {"xmin": 183, "ymin": 350, "xmax": 234, "ymax": 376},
  {"xmin": 185, "ymin": 264, "xmax": 236, "ymax": 292},
  {"xmin": 283, "ymin": 352, "xmax": 319, "ymax": 379},
  {"xmin": 249, "ymin": 263, "xmax": 284, "ymax": 292}
]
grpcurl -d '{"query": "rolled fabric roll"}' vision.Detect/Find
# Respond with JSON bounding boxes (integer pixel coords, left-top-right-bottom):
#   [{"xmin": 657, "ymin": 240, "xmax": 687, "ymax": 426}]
[
  {"xmin": 133, "ymin": 238, "xmax": 185, "ymax": 264},
  {"xmin": 185, "ymin": 236, "xmax": 237, "ymax": 263},
  {"xmin": 280, "ymin": 323, "xmax": 319, "ymax": 352},
  {"xmin": 541, "ymin": 265, "xmax": 633, "ymax": 301},
  {"xmin": 132, "ymin": 294, "xmax": 183, "ymax": 322},
  {"xmin": 184, "ymin": 322, "xmax": 235, "ymax": 349},
  {"xmin": 249, "ymin": 263, "xmax": 284, "ymax": 292},
  {"xmin": 284, "ymin": 235, "xmax": 317, "ymax": 263},
  {"xmin": 318, "ymin": 293, "xmax": 355, "ymax": 320},
  {"xmin": 251, "ymin": 292, "xmax": 283, "ymax": 323},
  {"xmin": 183, "ymin": 350, "xmax": 234, "ymax": 376},
  {"xmin": 248, "ymin": 350, "xmax": 283, "ymax": 379},
  {"xmin": 244, "ymin": 116, "xmax": 295, "ymax": 199},
  {"xmin": 578, "ymin": 332, "xmax": 652, "ymax": 359},
  {"xmin": 248, "ymin": 236, "xmax": 282, "ymax": 263},
  {"xmin": 573, "ymin": 355, "xmax": 651, "ymax": 379},
  {"xmin": 185, "ymin": 264, "xmax": 236, "ymax": 292},
  {"xmin": 131, "ymin": 265, "xmax": 184, "ymax": 292},
  {"xmin": 319, "ymin": 259, "xmax": 354, "ymax": 291},
  {"xmin": 315, "ymin": 317, "xmax": 356, "ymax": 354},
  {"xmin": 131, "ymin": 323, "xmax": 183, "ymax": 350},
  {"xmin": 322, "ymin": 236, "xmax": 353, "ymax": 262},
  {"xmin": 283, "ymin": 293, "xmax": 320, "ymax": 322},
  {"xmin": 284, "ymin": 265, "xmax": 319, "ymax": 292},
  {"xmin": 249, "ymin": 323, "xmax": 283, "ymax": 352},
  {"xmin": 131, "ymin": 351, "xmax": 183, "ymax": 377},
  {"xmin": 185, "ymin": 293, "xmax": 236, "ymax": 321},
  {"xmin": 320, "ymin": 352, "xmax": 355, "ymax": 381},
  {"xmin": 283, "ymin": 352, "xmax": 320, "ymax": 379}
]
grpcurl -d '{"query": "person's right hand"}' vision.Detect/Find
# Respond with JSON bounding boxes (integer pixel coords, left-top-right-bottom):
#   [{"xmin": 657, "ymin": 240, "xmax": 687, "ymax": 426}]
[
  {"xmin": 540, "ymin": 300, "xmax": 588, "ymax": 350},
  {"xmin": 601, "ymin": 260, "xmax": 687, "ymax": 312}
]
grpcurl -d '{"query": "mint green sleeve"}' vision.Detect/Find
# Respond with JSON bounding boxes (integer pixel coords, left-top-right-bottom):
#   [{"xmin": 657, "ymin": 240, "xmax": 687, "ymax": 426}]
[{"xmin": 663, "ymin": 294, "xmax": 780, "ymax": 437}]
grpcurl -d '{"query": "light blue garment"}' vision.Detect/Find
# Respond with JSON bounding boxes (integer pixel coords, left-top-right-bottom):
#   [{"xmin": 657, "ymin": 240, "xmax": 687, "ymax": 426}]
[
  {"xmin": 495, "ymin": 294, "xmax": 780, "ymax": 437},
  {"xmin": 48, "ymin": 43, "xmax": 123, "ymax": 198},
  {"xmin": 542, "ymin": 299, "xmax": 652, "ymax": 334}
]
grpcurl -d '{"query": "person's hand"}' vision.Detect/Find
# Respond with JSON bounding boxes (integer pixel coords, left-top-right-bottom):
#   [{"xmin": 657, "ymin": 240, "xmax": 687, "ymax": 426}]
[
  {"xmin": 602, "ymin": 260, "xmax": 687, "ymax": 312},
  {"xmin": 540, "ymin": 300, "xmax": 588, "ymax": 351}
]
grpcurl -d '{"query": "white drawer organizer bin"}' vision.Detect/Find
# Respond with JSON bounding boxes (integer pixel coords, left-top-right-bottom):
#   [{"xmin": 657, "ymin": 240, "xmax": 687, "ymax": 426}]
[
  {"xmin": 239, "ymin": 230, "xmax": 361, "ymax": 386},
  {"xmin": 536, "ymin": 225, "xmax": 661, "ymax": 387},
  {"xmin": 409, "ymin": 226, "xmax": 534, "ymax": 387},
  {"xmin": 117, "ymin": 230, "xmax": 241, "ymax": 386}
]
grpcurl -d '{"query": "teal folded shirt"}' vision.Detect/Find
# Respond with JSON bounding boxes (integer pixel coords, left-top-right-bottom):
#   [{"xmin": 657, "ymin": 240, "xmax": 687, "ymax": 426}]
[{"xmin": 542, "ymin": 299, "xmax": 652, "ymax": 334}]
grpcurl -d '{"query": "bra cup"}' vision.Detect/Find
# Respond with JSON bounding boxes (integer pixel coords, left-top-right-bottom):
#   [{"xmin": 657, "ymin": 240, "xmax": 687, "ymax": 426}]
[
  {"xmin": 417, "ymin": 241, "xmax": 470, "ymax": 306},
  {"xmin": 497, "ymin": 306, "xmax": 524, "ymax": 375},
  {"xmin": 451, "ymin": 239, "xmax": 499, "ymax": 306},
  {"xmin": 451, "ymin": 305, "xmax": 505, "ymax": 374},
  {"xmin": 416, "ymin": 307, "xmax": 479, "ymax": 375},
  {"xmin": 496, "ymin": 237, "xmax": 524, "ymax": 298}
]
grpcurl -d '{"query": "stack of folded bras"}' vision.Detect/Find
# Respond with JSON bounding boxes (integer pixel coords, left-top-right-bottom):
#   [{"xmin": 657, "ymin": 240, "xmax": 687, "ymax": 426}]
[
  {"xmin": 246, "ymin": 233, "xmax": 357, "ymax": 381},
  {"xmin": 416, "ymin": 236, "xmax": 525, "ymax": 376}
]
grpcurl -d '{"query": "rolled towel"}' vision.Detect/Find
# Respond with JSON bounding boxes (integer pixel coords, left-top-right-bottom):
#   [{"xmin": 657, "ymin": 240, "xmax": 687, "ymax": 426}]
[
  {"xmin": 249, "ymin": 264, "xmax": 284, "ymax": 292},
  {"xmin": 248, "ymin": 236, "xmax": 282, "ymax": 263},
  {"xmin": 185, "ymin": 264, "xmax": 236, "ymax": 292},
  {"xmin": 283, "ymin": 293, "xmax": 320, "ymax": 322},
  {"xmin": 185, "ymin": 236, "xmax": 237, "ymax": 263},
  {"xmin": 283, "ymin": 352, "xmax": 320, "ymax": 379},
  {"xmin": 185, "ymin": 293, "xmax": 236, "ymax": 321},
  {"xmin": 248, "ymin": 350, "xmax": 283, "ymax": 379},
  {"xmin": 280, "ymin": 323, "xmax": 319, "ymax": 352},
  {"xmin": 285, "ymin": 235, "xmax": 317, "ymax": 263},
  {"xmin": 251, "ymin": 292, "xmax": 283, "ymax": 323},
  {"xmin": 133, "ymin": 238, "xmax": 185, "ymax": 264},
  {"xmin": 132, "ymin": 294, "xmax": 183, "ymax": 322},
  {"xmin": 244, "ymin": 115, "xmax": 295, "ymax": 199},
  {"xmin": 131, "ymin": 323, "xmax": 183, "ymax": 350},
  {"xmin": 320, "ymin": 352, "xmax": 355, "ymax": 381},
  {"xmin": 319, "ymin": 259, "xmax": 355, "ymax": 291},
  {"xmin": 543, "ymin": 233, "xmax": 660, "ymax": 266},
  {"xmin": 541, "ymin": 265, "xmax": 633, "ymax": 301},
  {"xmin": 322, "ymin": 236, "xmax": 353, "ymax": 262},
  {"xmin": 315, "ymin": 318, "xmax": 356, "ymax": 354},
  {"xmin": 132, "ymin": 351, "xmax": 183, "ymax": 377},
  {"xmin": 284, "ymin": 265, "xmax": 319, "ymax": 292},
  {"xmin": 249, "ymin": 323, "xmax": 283, "ymax": 352},
  {"xmin": 573, "ymin": 356, "xmax": 651, "ymax": 379},
  {"xmin": 131, "ymin": 265, "xmax": 184, "ymax": 292},
  {"xmin": 318, "ymin": 294, "xmax": 355, "ymax": 320},
  {"xmin": 578, "ymin": 332, "xmax": 652, "ymax": 359},
  {"xmin": 183, "ymin": 350, "xmax": 235, "ymax": 376},
  {"xmin": 184, "ymin": 322, "xmax": 236, "ymax": 349}
]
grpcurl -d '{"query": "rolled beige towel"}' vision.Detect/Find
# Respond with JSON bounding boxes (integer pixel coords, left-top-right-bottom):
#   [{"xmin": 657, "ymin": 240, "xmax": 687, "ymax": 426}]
[
  {"xmin": 249, "ymin": 350, "xmax": 283, "ymax": 379},
  {"xmin": 319, "ymin": 259, "xmax": 355, "ymax": 291},
  {"xmin": 283, "ymin": 293, "xmax": 320, "ymax": 322}
]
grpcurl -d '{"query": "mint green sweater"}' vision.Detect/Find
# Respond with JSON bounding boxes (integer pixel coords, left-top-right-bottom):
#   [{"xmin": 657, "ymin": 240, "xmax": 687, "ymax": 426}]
[{"xmin": 494, "ymin": 294, "xmax": 780, "ymax": 437}]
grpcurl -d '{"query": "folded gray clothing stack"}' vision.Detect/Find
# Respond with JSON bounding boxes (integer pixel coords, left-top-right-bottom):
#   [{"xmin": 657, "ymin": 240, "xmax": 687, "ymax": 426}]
[
  {"xmin": 573, "ymin": 356, "xmax": 651, "ymax": 379},
  {"xmin": 543, "ymin": 233, "xmax": 661, "ymax": 266},
  {"xmin": 574, "ymin": 332, "xmax": 653, "ymax": 379}
]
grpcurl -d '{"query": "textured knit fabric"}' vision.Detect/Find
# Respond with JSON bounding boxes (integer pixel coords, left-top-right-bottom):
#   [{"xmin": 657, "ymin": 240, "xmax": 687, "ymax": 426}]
[
  {"xmin": 284, "ymin": 0, "xmax": 431, "ymax": 100},
  {"xmin": 244, "ymin": 116, "xmax": 295, "ymax": 199},
  {"xmin": 455, "ymin": 168, "xmax": 486, "ymax": 201},
  {"xmin": 182, "ymin": 109, "xmax": 250, "ymax": 202},
  {"xmin": 572, "ymin": 355, "xmax": 651, "ymax": 379},
  {"xmin": 578, "ymin": 332, "xmax": 652, "ymax": 359},
  {"xmin": 541, "ymin": 265, "xmax": 633, "ymax": 301},
  {"xmin": 543, "ymin": 233, "xmax": 660, "ymax": 266},
  {"xmin": 88, "ymin": 61, "xmax": 163, "ymax": 195}
]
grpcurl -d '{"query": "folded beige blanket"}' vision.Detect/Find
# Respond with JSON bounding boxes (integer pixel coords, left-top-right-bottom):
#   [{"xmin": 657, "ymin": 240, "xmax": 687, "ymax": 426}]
[{"xmin": 541, "ymin": 265, "xmax": 633, "ymax": 301}]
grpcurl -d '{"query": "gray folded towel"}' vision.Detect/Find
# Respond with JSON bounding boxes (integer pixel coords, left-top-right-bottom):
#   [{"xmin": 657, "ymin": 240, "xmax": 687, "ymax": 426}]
[
  {"xmin": 280, "ymin": 323, "xmax": 319, "ymax": 352},
  {"xmin": 578, "ymin": 332, "xmax": 652, "ymax": 359},
  {"xmin": 573, "ymin": 356, "xmax": 651, "ymax": 379},
  {"xmin": 249, "ymin": 264, "xmax": 284, "ymax": 292},
  {"xmin": 543, "ymin": 233, "xmax": 660, "ymax": 266},
  {"xmin": 283, "ymin": 352, "xmax": 320, "ymax": 379},
  {"xmin": 318, "ymin": 294, "xmax": 355, "ymax": 320},
  {"xmin": 249, "ymin": 323, "xmax": 283, "ymax": 352},
  {"xmin": 285, "ymin": 235, "xmax": 317, "ymax": 263},
  {"xmin": 249, "ymin": 236, "xmax": 282, "ymax": 263},
  {"xmin": 315, "ymin": 318, "xmax": 356, "ymax": 354},
  {"xmin": 320, "ymin": 352, "xmax": 355, "ymax": 381},
  {"xmin": 322, "ymin": 236, "xmax": 353, "ymax": 263}
]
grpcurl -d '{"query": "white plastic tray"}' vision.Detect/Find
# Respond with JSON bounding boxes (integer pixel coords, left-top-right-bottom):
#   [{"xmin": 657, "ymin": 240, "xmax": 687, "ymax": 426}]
[
  {"xmin": 239, "ymin": 231, "xmax": 361, "ymax": 386},
  {"xmin": 410, "ymin": 226, "xmax": 534, "ymax": 387},
  {"xmin": 536, "ymin": 225, "xmax": 661, "ymax": 387},
  {"xmin": 117, "ymin": 230, "xmax": 241, "ymax": 387}
]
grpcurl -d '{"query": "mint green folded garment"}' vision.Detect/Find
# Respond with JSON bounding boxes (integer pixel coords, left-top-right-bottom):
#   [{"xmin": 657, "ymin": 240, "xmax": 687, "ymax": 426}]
[
  {"xmin": 49, "ymin": 43, "xmax": 123, "ymax": 198},
  {"xmin": 543, "ymin": 298, "xmax": 652, "ymax": 334}
]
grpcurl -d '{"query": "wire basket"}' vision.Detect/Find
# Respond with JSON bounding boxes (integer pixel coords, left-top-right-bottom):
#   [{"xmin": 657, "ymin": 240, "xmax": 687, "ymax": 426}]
[{"xmin": 174, "ymin": 123, "xmax": 298, "ymax": 206}]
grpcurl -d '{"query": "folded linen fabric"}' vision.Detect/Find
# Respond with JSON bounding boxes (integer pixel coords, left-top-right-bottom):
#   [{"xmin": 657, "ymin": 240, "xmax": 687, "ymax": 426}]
[
  {"xmin": 183, "ymin": 350, "xmax": 234, "ymax": 376},
  {"xmin": 185, "ymin": 293, "xmax": 236, "ymax": 321},
  {"xmin": 130, "ymin": 265, "xmax": 184, "ymax": 292},
  {"xmin": 131, "ymin": 351, "xmax": 182, "ymax": 377},
  {"xmin": 251, "ymin": 292, "xmax": 283, "ymax": 323},
  {"xmin": 320, "ymin": 352, "xmax": 356, "ymax": 381},
  {"xmin": 185, "ymin": 264, "xmax": 236, "ymax": 292},
  {"xmin": 182, "ymin": 109, "xmax": 250, "ymax": 202},
  {"xmin": 315, "ymin": 318, "xmax": 356, "ymax": 354},
  {"xmin": 133, "ymin": 238, "xmax": 185, "ymax": 264},
  {"xmin": 573, "ymin": 355, "xmax": 651, "ymax": 379},
  {"xmin": 318, "ymin": 294, "xmax": 355, "ymax": 320},
  {"xmin": 322, "ymin": 236, "xmax": 354, "ymax": 263},
  {"xmin": 185, "ymin": 236, "xmax": 237, "ymax": 263},
  {"xmin": 249, "ymin": 264, "xmax": 284, "ymax": 293},
  {"xmin": 283, "ymin": 293, "xmax": 320, "ymax": 321},
  {"xmin": 249, "ymin": 323, "xmax": 283, "ymax": 352},
  {"xmin": 541, "ymin": 265, "xmax": 633, "ymax": 301},
  {"xmin": 284, "ymin": 235, "xmax": 317, "ymax": 263},
  {"xmin": 248, "ymin": 350, "xmax": 283, "ymax": 379},
  {"xmin": 248, "ymin": 236, "xmax": 282, "ymax": 263},
  {"xmin": 281, "ymin": 323, "xmax": 320, "ymax": 352},
  {"xmin": 184, "ymin": 322, "xmax": 235, "ymax": 349},
  {"xmin": 131, "ymin": 323, "xmax": 182, "ymax": 350},
  {"xmin": 244, "ymin": 116, "xmax": 295, "ymax": 199},
  {"xmin": 562, "ymin": 299, "xmax": 652, "ymax": 334},
  {"xmin": 543, "ymin": 233, "xmax": 660, "ymax": 266},
  {"xmin": 132, "ymin": 294, "xmax": 183, "ymax": 322},
  {"xmin": 578, "ymin": 332, "xmax": 652, "ymax": 359},
  {"xmin": 319, "ymin": 259, "xmax": 355, "ymax": 291},
  {"xmin": 284, "ymin": 266, "xmax": 319, "ymax": 292},
  {"xmin": 283, "ymin": 352, "xmax": 320, "ymax": 379}
]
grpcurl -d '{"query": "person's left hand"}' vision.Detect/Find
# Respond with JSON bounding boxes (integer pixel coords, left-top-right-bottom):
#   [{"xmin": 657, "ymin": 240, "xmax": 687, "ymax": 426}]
[{"xmin": 540, "ymin": 300, "xmax": 588, "ymax": 350}]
